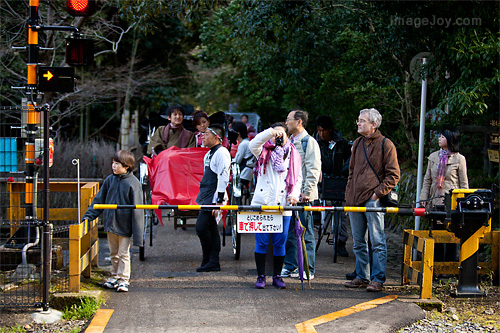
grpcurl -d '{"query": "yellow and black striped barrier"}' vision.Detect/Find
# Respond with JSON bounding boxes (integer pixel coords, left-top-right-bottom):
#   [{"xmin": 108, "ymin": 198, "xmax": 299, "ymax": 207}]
[
  {"xmin": 402, "ymin": 230, "xmax": 435, "ymax": 299},
  {"xmin": 92, "ymin": 204, "xmax": 426, "ymax": 217}
]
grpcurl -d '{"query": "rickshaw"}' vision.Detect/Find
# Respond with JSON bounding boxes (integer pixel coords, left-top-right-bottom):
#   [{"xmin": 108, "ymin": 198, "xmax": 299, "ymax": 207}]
[{"xmin": 139, "ymin": 146, "xmax": 249, "ymax": 261}]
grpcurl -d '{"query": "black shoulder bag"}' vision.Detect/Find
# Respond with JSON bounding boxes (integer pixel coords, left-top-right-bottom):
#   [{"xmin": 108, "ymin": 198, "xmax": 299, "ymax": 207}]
[{"xmin": 362, "ymin": 138, "xmax": 398, "ymax": 207}]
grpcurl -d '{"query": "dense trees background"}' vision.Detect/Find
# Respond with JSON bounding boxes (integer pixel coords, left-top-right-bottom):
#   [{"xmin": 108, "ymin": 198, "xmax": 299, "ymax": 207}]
[{"xmin": 1, "ymin": 0, "xmax": 498, "ymax": 189}]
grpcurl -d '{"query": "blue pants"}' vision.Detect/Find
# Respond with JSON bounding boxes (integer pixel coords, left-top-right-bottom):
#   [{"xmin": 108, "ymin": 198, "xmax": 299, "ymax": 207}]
[
  {"xmin": 283, "ymin": 208, "xmax": 316, "ymax": 274},
  {"xmin": 254, "ymin": 216, "xmax": 291, "ymax": 256},
  {"xmin": 349, "ymin": 198, "xmax": 387, "ymax": 283}
]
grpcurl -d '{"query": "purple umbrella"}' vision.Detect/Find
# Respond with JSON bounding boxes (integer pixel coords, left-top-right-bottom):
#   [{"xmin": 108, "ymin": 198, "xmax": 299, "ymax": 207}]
[{"xmin": 294, "ymin": 211, "xmax": 311, "ymax": 289}]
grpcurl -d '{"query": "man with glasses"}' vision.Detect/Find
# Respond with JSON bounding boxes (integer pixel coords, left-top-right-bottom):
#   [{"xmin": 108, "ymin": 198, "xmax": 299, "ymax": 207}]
[
  {"xmin": 195, "ymin": 124, "xmax": 231, "ymax": 272},
  {"xmin": 281, "ymin": 110, "xmax": 321, "ymax": 280},
  {"xmin": 343, "ymin": 108, "xmax": 400, "ymax": 292}
]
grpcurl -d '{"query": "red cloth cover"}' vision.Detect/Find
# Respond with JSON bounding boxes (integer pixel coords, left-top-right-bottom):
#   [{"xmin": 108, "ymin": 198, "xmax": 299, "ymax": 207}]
[{"xmin": 143, "ymin": 147, "xmax": 209, "ymax": 223}]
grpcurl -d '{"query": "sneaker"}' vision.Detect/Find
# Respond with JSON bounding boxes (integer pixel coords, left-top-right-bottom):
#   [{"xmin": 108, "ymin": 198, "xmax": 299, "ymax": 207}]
[
  {"xmin": 344, "ymin": 278, "xmax": 368, "ymax": 288},
  {"xmin": 116, "ymin": 282, "xmax": 129, "ymax": 292},
  {"xmin": 103, "ymin": 278, "xmax": 118, "ymax": 289},
  {"xmin": 292, "ymin": 271, "xmax": 314, "ymax": 280},
  {"xmin": 366, "ymin": 281, "xmax": 383, "ymax": 292},
  {"xmin": 255, "ymin": 275, "xmax": 266, "ymax": 289},
  {"xmin": 346, "ymin": 271, "xmax": 356, "ymax": 280},
  {"xmin": 280, "ymin": 268, "xmax": 296, "ymax": 278},
  {"xmin": 272, "ymin": 275, "xmax": 286, "ymax": 289}
]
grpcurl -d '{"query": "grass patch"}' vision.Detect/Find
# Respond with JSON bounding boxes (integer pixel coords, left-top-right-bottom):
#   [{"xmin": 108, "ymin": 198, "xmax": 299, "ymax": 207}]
[
  {"xmin": 64, "ymin": 328, "xmax": 82, "ymax": 333},
  {"xmin": 0, "ymin": 325, "xmax": 25, "ymax": 333},
  {"xmin": 63, "ymin": 297, "xmax": 104, "ymax": 320}
]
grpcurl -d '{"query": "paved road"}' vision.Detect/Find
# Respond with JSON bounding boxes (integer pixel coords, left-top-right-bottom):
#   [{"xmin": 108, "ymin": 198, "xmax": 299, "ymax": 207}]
[{"xmin": 98, "ymin": 217, "xmax": 424, "ymax": 332}]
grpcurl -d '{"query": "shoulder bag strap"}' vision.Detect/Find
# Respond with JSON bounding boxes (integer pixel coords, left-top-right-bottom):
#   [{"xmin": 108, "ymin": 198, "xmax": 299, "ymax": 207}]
[{"xmin": 362, "ymin": 139, "xmax": 382, "ymax": 184}]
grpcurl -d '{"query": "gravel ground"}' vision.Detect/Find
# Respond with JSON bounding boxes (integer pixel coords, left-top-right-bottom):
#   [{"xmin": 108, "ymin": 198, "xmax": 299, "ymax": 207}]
[
  {"xmin": 397, "ymin": 285, "xmax": 500, "ymax": 332},
  {"xmin": 0, "ymin": 309, "xmax": 87, "ymax": 332},
  {"xmin": 402, "ymin": 318, "xmax": 498, "ymax": 332},
  {"xmin": 19, "ymin": 320, "xmax": 87, "ymax": 333}
]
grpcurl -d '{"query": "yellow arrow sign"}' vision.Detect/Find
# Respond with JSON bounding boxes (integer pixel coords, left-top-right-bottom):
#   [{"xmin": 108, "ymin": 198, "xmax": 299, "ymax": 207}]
[{"xmin": 43, "ymin": 71, "xmax": 53, "ymax": 81}]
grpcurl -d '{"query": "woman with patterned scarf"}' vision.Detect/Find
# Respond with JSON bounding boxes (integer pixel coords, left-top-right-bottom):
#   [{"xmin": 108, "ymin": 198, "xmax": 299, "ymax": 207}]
[
  {"xmin": 419, "ymin": 128, "xmax": 468, "ymax": 263},
  {"xmin": 419, "ymin": 128, "xmax": 468, "ymax": 208},
  {"xmin": 249, "ymin": 123, "xmax": 302, "ymax": 289}
]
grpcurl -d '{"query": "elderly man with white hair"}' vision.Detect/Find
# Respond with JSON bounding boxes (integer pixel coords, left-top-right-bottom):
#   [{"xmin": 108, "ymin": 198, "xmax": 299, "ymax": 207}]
[{"xmin": 343, "ymin": 108, "xmax": 400, "ymax": 292}]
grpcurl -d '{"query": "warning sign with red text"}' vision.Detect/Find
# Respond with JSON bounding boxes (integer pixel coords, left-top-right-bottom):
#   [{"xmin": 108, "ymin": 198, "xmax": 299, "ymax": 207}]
[{"xmin": 237, "ymin": 212, "xmax": 283, "ymax": 233}]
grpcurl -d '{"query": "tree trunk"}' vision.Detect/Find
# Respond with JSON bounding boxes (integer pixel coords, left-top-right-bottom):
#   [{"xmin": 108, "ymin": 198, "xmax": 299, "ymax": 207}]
[{"xmin": 119, "ymin": 32, "xmax": 140, "ymax": 150}]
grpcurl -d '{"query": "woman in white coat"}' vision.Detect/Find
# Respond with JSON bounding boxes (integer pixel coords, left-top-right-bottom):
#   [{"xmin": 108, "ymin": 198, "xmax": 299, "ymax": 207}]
[{"xmin": 249, "ymin": 123, "xmax": 302, "ymax": 289}]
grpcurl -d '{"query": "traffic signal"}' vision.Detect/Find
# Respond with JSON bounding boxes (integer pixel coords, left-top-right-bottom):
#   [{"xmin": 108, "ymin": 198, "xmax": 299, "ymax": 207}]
[
  {"xmin": 67, "ymin": 0, "xmax": 96, "ymax": 16},
  {"xmin": 66, "ymin": 37, "xmax": 94, "ymax": 66}
]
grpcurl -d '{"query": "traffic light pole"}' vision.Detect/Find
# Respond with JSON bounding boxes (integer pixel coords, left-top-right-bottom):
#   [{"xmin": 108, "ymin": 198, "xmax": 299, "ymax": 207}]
[
  {"xmin": 27, "ymin": 0, "xmax": 54, "ymax": 312},
  {"xmin": 22, "ymin": 0, "xmax": 93, "ymax": 311}
]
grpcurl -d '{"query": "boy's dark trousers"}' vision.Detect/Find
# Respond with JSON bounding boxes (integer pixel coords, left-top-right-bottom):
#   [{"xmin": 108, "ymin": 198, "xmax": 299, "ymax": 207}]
[{"xmin": 195, "ymin": 210, "xmax": 221, "ymax": 271}]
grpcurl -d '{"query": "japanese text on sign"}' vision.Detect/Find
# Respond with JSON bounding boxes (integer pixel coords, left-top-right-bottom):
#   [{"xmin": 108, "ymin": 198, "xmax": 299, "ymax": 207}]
[{"xmin": 237, "ymin": 212, "xmax": 283, "ymax": 233}]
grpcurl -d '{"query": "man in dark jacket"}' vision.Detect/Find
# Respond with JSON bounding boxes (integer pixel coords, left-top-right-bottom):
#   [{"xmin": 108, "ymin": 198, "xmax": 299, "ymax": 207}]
[
  {"xmin": 314, "ymin": 115, "xmax": 351, "ymax": 257},
  {"xmin": 147, "ymin": 104, "xmax": 196, "ymax": 155},
  {"xmin": 343, "ymin": 108, "xmax": 400, "ymax": 292},
  {"xmin": 82, "ymin": 150, "xmax": 144, "ymax": 292}
]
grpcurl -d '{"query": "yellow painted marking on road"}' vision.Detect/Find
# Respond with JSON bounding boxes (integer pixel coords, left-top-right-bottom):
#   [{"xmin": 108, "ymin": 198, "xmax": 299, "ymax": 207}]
[
  {"xmin": 295, "ymin": 295, "xmax": 398, "ymax": 333},
  {"xmin": 85, "ymin": 309, "xmax": 114, "ymax": 333}
]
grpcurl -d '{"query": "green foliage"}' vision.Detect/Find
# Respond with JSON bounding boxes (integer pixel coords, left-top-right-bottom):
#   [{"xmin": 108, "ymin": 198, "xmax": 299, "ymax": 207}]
[
  {"xmin": 0, "ymin": 325, "xmax": 25, "ymax": 333},
  {"xmin": 198, "ymin": 0, "xmax": 499, "ymax": 165},
  {"xmin": 64, "ymin": 329, "xmax": 81, "ymax": 333},
  {"xmin": 118, "ymin": 0, "xmax": 220, "ymax": 33},
  {"xmin": 63, "ymin": 297, "xmax": 103, "ymax": 321}
]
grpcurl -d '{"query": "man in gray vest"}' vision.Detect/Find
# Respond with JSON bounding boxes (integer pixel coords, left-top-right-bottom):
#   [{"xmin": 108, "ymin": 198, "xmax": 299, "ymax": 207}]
[
  {"xmin": 281, "ymin": 110, "xmax": 321, "ymax": 280},
  {"xmin": 195, "ymin": 124, "xmax": 231, "ymax": 272}
]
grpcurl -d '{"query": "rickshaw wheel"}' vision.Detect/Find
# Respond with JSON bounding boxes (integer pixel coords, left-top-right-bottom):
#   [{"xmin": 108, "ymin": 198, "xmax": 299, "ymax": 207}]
[{"xmin": 231, "ymin": 215, "xmax": 241, "ymax": 260}]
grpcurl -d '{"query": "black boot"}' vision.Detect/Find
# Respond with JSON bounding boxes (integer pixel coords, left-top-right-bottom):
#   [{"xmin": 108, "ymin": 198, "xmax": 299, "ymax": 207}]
[
  {"xmin": 196, "ymin": 262, "xmax": 221, "ymax": 272},
  {"xmin": 255, "ymin": 252, "xmax": 266, "ymax": 277},
  {"xmin": 197, "ymin": 251, "xmax": 221, "ymax": 272},
  {"xmin": 198, "ymin": 252, "xmax": 210, "ymax": 269},
  {"xmin": 273, "ymin": 255, "xmax": 285, "ymax": 277}
]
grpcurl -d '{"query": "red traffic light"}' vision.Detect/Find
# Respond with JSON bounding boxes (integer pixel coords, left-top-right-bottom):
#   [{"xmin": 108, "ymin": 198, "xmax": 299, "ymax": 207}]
[
  {"xmin": 66, "ymin": 38, "xmax": 94, "ymax": 66},
  {"xmin": 67, "ymin": 0, "xmax": 96, "ymax": 16}
]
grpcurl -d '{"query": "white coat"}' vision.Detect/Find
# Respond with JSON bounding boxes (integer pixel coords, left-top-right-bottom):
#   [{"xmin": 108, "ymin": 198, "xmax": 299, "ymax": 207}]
[{"xmin": 249, "ymin": 128, "xmax": 302, "ymax": 216}]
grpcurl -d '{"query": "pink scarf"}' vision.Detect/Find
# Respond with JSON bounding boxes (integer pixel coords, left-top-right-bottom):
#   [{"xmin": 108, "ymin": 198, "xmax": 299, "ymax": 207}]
[
  {"xmin": 436, "ymin": 148, "xmax": 450, "ymax": 190},
  {"xmin": 163, "ymin": 123, "xmax": 192, "ymax": 148},
  {"xmin": 255, "ymin": 140, "xmax": 301, "ymax": 196}
]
